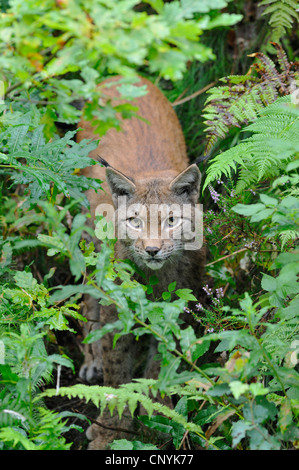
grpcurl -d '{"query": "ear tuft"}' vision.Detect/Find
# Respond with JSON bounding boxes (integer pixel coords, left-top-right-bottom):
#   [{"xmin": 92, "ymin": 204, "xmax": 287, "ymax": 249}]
[
  {"xmin": 106, "ymin": 168, "xmax": 136, "ymax": 204},
  {"xmin": 169, "ymin": 164, "xmax": 201, "ymax": 201}
]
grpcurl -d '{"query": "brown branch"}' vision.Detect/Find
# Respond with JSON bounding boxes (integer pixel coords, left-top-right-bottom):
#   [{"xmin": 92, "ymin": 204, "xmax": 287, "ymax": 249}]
[
  {"xmin": 73, "ymin": 409, "xmax": 137, "ymax": 435},
  {"xmin": 205, "ymin": 247, "xmax": 248, "ymax": 267},
  {"xmin": 171, "ymin": 81, "xmax": 216, "ymax": 107}
]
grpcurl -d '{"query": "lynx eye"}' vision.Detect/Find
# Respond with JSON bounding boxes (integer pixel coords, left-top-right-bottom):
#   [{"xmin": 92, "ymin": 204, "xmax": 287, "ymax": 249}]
[
  {"xmin": 165, "ymin": 216, "xmax": 181, "ymax": 228},
  {"xmin": 127, "ymin": 217, "xmax": 143, "ymax": 230}
]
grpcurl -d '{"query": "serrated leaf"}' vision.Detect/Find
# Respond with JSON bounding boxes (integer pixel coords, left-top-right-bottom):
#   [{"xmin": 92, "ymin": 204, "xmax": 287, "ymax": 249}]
[
  {"xmin": 229, "ymin": 381, "xmax": 249, "ymax": 399},
  {"xmin": 231, "ymin": 420, "xmax": 254, "ymax": 448},
  {"xmin": 175, "ymin": 288, "xmax": 197, "ymax": 301}
]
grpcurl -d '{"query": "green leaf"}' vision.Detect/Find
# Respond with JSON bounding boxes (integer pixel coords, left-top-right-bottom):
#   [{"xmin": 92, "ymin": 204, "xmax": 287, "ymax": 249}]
[
  {"xmin": 149, "ymin": 275, "xmax": 159, "ymax": 286},
  {"xmin": 143, "ymin": 0, "xmax": 164, "ymax": 13},
  {"xmin": 109, "ymin": 439, "xmax": 134, "ymax": 450},
  {"xmin": 84, "ymin": 321, "xmax": 123, "ymax": 344},
  {"xmin": 278, "ymin": 399, "xmax": 293, "ymax": 433},
  {"xmin": 260, "ymin": 194, "xmax": 278, "ymax": 206},
  {"xmin": 0, "ymin": 427, "xmax": 38, "ymax": 450},
  {"xmin": 229, "ymin": 381, "xmax": 249, "ymax": 399},
  {"xmin": 180, "ymin": 326, "xmax": 197, "ymax": 356},
  {"xmin": 261, "ymin": 274, "xmax": 277, "ymax": 292},
  {"xmin": 175, "ymin": 288, "xmax": 197, "ymax": 301},
  {"xmin": 248, "ymin": 383, "xmax": 269, "ymax": 397},
  {"xmin": 168, "ymin": 281, "xmax": 177, "ymax": 292},
  {"xmin": 162, "ymin": 291, "xmax": 171, "ymax": 301},
  {"xmin": 247, "ymin": 427, "xmax": 280, "ymax": 450},
  {"xmin": 250, "ymin": 208, "xmax": 274, "ymax": 222},
  {"xmin": 232, "ymin": 203, "xmax": 265, "ymax": 216},
  {"xmin": 231, "ymin": 420, "xmax": 254, "ymax": 448},
  {"xmin": 138, "ymin": 415, "xmax": 172, "ymax": 434},
  {"xmin": 193, "ymin": 338, "xmax": 211, "ymax": 361}
]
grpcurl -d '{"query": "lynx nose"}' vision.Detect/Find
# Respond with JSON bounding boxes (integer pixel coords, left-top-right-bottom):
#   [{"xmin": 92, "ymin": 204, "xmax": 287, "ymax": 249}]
[{"xmin": 145, "ymin": 246, "xmax": 160, "ymax": 257}]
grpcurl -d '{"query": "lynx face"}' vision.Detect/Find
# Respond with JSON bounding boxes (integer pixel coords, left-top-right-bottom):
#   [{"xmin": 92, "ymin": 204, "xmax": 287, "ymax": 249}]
[
  {"xmin": 98, "ymin": 164, "xmax": 202, "ymax": 270},
  {"xmin": 118, "ymin": 201, "xmax": 185, "ymax": 270}
]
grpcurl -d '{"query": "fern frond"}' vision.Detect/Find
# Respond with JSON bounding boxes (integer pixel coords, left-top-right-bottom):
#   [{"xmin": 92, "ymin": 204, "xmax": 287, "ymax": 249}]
[
  {"xmin": 202, "ymin": 44, "xmax": 299, "ymax": 156},
  {"xmin": 259, "ymin": 0, "xmax": 299, "ymax": 41},
  {"xmin": 203, "ymin": 96, "xmax": 299, "ymax": 192},
  {"xmin": 40, "ymin": 381, "xmax": 215, "ymax": 444},
  {"xmin": 263, "ymin": 320, "xmax": 299, "ymax": 361},
  {"xmin": 279, "ymin": 230, "xmax": 299, "ymax": 249},
  {"xmin": 0, "ymin": 427, "xmax": 38, "ymax": 450}
]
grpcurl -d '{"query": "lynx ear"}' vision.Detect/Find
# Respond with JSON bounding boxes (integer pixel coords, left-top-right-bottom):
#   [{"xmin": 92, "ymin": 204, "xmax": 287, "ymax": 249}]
[
  {"xmin": 106, "ymin": 167, "xmax": 136, "ymax": 205},
  {"xmin": 169, "ymin": 164, "xmax": 201, "ymax": 202}
]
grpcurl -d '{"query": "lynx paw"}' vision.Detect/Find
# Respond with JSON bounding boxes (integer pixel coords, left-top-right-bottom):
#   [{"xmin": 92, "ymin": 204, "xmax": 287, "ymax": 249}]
[
  {"xmin": 79, "ymin": 355, "xmax": 103, "ymax": 384},
  {"xmin": 86, "ymin": 411, "xmax": 135, "ymax": 450}
]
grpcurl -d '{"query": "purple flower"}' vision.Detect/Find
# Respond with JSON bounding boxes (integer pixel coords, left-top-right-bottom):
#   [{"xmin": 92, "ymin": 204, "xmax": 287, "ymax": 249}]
[
  {"xmin": 206, "ymin": 227, "xmax": 213, "ymax": 234},
  {"xmin": 207, "ymin": 328, "xmax": 214, "ymax": 333},
  {"xmin": 216, "ymin": 287, "xmax": 224, "ymax": 298},
  {"xmin": 208, "ymin": 185, "xmax": 220, "ymax": 204},
  {"xmin": 203, "ymin": 284, "xmax": 213, "ymax": 296},
  {"xmin": 195, "ymin": 303, "xmax": 204, "ymax": 311}
]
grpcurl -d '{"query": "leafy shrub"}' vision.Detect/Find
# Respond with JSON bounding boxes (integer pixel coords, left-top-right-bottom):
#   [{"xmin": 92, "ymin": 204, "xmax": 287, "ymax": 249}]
[{"xmin": 1, "ymin": 0, "xmax": 241, "ymax": 137}]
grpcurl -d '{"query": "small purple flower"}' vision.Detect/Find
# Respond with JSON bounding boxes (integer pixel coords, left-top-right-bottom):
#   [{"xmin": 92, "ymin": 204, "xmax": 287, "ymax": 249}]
[
  {"xmin": 208, "ymin": 185, "xmax": 220, "ymax": 204},
  {"xmin": 195, "ymin": 303, "xmax": 204, "ymax": 311},
  {"xmin": 203, "ymin": 284, "xmax": 213, "ymax": 296},
  {"xmin": 206, "ymin": 227, "xmax": 213, "ymax": 234},
  {"xmin": 207, "ymin": 328, "xmax": 214, "ymax": 333},
  {"xmin": 216, "ymin": 287, "xmax": 224, "ymax": 298},
  {"xmin": 230, "ymin": 190, "xmax": 235, "ymax": 197},
  {"xmin": 184, "ymin": 307, "xmax": 191, "ymax": 314}
]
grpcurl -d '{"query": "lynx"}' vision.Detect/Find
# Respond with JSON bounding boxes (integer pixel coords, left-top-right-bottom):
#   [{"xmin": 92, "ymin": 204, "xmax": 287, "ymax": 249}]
[{"xmin": 76, "ymin": 76, "xmax": 206, "ymax": 449}]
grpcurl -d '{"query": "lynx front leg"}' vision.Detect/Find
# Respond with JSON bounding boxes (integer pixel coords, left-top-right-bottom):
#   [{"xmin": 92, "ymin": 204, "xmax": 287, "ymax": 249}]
[
  {"xmin": 86, "ymin": 304, "xmax": 137, "ymax": 449},
  {"xmin": 79, "ymin": 295, "xmax": 103, "ymax": 384}
]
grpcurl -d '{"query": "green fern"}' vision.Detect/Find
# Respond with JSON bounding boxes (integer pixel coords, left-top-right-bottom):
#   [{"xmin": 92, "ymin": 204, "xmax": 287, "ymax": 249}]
[
  {"xmin": 203, "ymin": 96, "xmax": 299, "ymax": 192},
  {"xmin": 202, "ymin": 43, "xmax": 299, "ymax": 155},
  {"xmin": 262, "ymin": 316, "xmax": 299, "ymax": 362},
  {"xmin": 40, "ymin": 380, "xmax": 220, "ymax": 448},
  {"xmin": 259, "ymin": 0, "xmax": 299, "ymax": 41}
]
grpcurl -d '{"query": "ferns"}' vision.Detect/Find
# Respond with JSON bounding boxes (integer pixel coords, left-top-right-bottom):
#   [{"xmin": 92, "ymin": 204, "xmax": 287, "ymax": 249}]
[
  {"xmin": 259, "ymin": 0, "xmax": 299, "ymax": 41},
  {"xmin": 41, "ymin": 380, "xmax": 216, "ymax": 447},
  {"xmin": 203, "ymin": 96, "xmax": 299, "ymax": 192},
  {"xmin": 202, "ymin": 43, "xmax": 299, "ymax": 156}
]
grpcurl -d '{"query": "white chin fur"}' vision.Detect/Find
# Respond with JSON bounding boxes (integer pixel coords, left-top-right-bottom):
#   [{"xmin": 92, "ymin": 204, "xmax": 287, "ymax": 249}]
[{"xmin": 144, "ymin": 259, "xmax": 165, "ymax": 270}]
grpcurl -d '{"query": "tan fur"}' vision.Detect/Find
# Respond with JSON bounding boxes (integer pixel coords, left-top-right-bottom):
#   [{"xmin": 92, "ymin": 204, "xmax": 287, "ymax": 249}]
[
  {"xmin": 77, "ymin": 76, "xmax": 188, "ymax": 219},
  {"xmin": 76, "ymin": 76, "xmax": 206, "ymax": 449}
]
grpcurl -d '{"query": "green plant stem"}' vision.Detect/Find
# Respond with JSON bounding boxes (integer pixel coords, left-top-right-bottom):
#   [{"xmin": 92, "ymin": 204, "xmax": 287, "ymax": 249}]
[
  {"xmin": 132, "ymin": 314, "xmax": 244, "ymax": 421},
  {"xmin": 83, "ymin": 271, "xmax": 244, "ymax": 422},
  {"xmin": 133, "ymin": 313, "xmax": 213, "ymax": 384}
]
